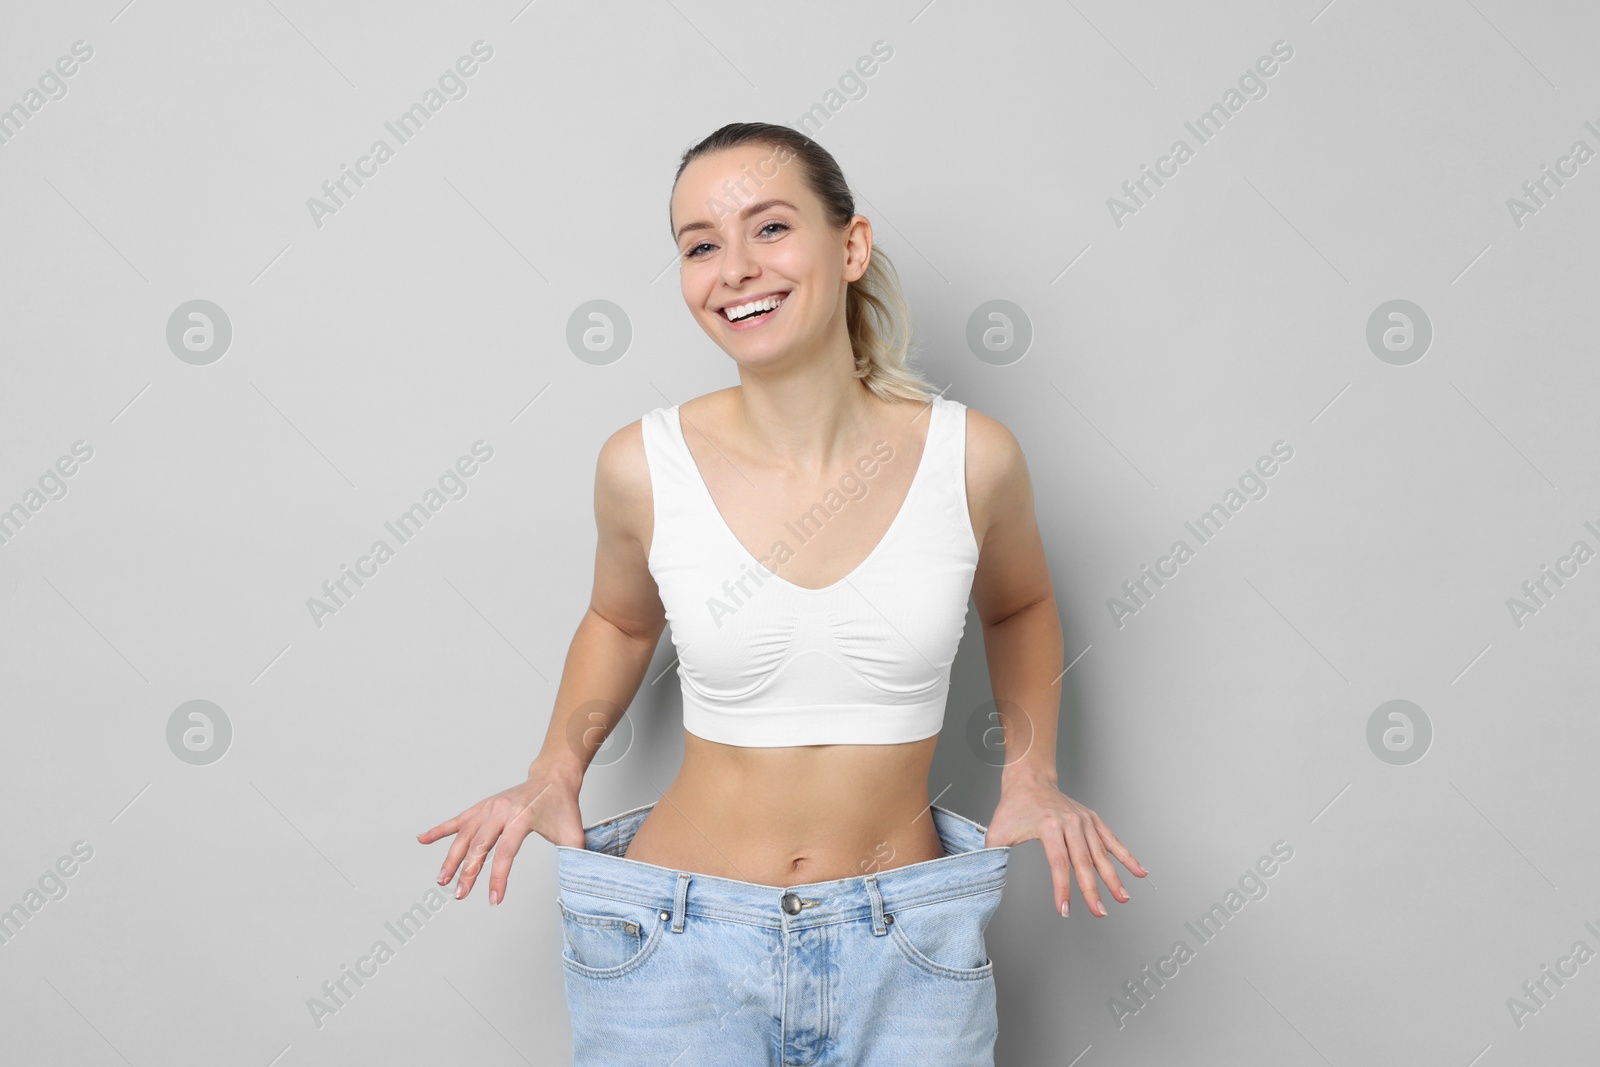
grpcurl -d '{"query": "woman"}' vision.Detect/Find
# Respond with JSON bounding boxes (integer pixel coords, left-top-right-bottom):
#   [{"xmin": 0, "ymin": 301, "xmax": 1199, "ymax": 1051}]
[{"xmin": 418, "ymin": 122, "xmax": 1145, "ymax": 1065}]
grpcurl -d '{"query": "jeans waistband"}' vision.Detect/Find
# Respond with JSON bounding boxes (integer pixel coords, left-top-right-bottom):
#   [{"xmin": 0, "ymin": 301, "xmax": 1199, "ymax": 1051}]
[{"xmin": 553, "ymin": 800, "xmax": 1010, "ymax": 932}]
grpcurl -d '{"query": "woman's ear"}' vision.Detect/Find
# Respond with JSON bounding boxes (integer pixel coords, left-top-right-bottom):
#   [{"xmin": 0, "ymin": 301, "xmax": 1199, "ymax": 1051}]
[{"xmin": 843, "ymin": 215, "xmax": 873, "ymax": 283}]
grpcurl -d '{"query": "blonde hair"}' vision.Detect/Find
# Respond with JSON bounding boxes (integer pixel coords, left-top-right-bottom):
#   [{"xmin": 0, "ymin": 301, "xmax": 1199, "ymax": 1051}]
[{"xmin": 671, "ymin": 122, "xmax": 936, "ymax": 403}]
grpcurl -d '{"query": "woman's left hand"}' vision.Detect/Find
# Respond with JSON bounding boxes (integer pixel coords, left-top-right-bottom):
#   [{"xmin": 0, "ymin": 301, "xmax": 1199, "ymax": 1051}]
[{"xmin": 984, "ymin": 770, "xmax": 1146, "ymax": 918}]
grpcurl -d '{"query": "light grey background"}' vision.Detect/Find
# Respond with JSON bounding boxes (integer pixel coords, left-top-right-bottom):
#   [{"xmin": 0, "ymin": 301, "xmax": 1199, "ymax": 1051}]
[{"xmin": 2, "ymin": 1, "xmax": 1596, "ymax": 1064}]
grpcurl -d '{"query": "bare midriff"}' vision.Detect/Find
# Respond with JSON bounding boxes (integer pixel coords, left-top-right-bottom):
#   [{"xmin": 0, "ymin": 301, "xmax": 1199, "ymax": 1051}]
[{"xmin": 621, "ymin": 731, "xmax": 949, "ymax": 887}]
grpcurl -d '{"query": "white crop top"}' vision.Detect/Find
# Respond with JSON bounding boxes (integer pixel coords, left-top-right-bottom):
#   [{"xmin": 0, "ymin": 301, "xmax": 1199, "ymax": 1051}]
[{"xmin": 640, "ymin": 394, "xmax": 982, "ymax": 747}]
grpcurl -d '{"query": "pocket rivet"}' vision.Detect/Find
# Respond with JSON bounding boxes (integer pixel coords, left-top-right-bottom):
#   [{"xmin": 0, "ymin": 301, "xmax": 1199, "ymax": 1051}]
[
  {"xmin": 659, "ymin": 910, "xmax": 670, "ymax": 921},
  {"xmin": 884, "ymin": 913, "xmax": 894, "ymax": 925},
  {"xmin": 625, "ymin": 921, "xmax": 639, "ymax": 934}
]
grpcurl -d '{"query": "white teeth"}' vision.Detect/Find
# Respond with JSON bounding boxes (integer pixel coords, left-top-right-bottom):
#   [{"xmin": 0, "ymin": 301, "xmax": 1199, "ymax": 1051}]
[{"xmin": 723, "ymin": 294, "xmax": 786, "ymax": 321}]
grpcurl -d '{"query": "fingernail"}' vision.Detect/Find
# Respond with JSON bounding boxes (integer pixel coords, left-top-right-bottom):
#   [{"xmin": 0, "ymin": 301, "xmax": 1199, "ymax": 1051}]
[
  {"xmin": 455, "ymin": 883, "xmax": 465, "ymax": 899},
  {"xmin": 1060, "ymin": 901, "xmax": 1068, "ymax": 917},
  {"xmin": 438, "ymin": 869, "xmax": 448, "ymax": 884},
  {"xmin": 1095, "ymin": 901, "xmax": 1107, "ymax": 917},
  {"xmin": 489, "ymin": 889, "xmax": 500, "ymax": 905}
]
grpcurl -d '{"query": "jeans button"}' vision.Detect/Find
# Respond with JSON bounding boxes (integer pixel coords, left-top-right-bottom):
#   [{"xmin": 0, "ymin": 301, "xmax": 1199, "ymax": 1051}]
[{"xmin": 780, "ymin": 891, "xmax": 802, "ymax": 915}]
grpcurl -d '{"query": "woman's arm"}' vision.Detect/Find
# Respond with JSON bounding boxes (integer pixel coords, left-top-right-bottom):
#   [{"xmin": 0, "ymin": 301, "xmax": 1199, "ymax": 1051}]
[
  {"xmin": 966, "ymin": 407, "xmax": 1146, "ymax": 918},
  {"xmin": 419, "ymin": 419, "xmax": 667, "ymax": 904},
  {"xmin": 967, "ymin": 408, "xmax": 1064, "ymax": 789},
  {"xmin": 528, "ymin": 419, "xmax": 668, "ymax": 785}
]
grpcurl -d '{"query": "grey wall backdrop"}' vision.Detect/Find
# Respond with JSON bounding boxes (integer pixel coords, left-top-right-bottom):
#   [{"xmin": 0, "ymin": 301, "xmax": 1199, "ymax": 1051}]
[{"xmin": 3, "ymin": 0, "xmax": 1597, "ymax": 1064}]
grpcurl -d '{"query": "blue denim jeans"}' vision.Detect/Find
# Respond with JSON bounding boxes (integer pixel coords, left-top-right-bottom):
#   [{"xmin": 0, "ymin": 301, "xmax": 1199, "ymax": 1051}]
[{"xmin": 553, "ymin": 800, "xmax": 1011, "ymax": 1067}]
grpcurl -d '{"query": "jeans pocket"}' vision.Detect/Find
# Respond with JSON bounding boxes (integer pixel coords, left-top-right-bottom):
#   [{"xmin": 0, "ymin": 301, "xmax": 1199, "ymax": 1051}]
[
  {"xmin": 886, "ymin": 887, "xmax": 1002, "ymax": 981},
  {"xmin": 557, "ymin": 888, "xmax": 667, "ymax": 979}
]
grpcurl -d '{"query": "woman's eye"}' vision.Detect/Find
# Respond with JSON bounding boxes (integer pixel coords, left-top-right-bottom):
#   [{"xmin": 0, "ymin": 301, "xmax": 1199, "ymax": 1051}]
[{"xmin": 683, "ymin": 222, "xmax": 785, "ymax": 259}]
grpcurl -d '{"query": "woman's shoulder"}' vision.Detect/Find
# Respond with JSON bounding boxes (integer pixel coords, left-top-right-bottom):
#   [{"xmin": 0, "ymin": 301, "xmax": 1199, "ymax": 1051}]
[
  {"xmin": 958, "ymin": 401, "xmax": 1025, "ymax": 475},
  {"xmin": 875, "ymin": 391, "xmax": 1027, "ymax": 485},
  {"xmin": 955, "ymin": 401, "xmax": 1031, "ymax": 536},
  {"xmin": 592, "ymin": 388, "xmax": 736, "ymax": 539},
  {"xmin": 594, "ymin": 408, "xmax": 663, "ymax": 547}
]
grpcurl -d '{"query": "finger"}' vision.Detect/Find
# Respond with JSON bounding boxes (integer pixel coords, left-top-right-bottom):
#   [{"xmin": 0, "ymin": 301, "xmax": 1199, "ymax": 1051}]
[
  {"xmin": 436, "ymin": 812, "xmax": 481, "ymax": 886},
  {"xmin": 1081, "ymin": 818, "xmax": 1131, "ymax": 904},
  {"xmin": 487, "ymin": 823, "xmax": 529, "ymax": 906},
  {"xmin": 416, "ymin": 814, "xmax": 465, "ymax": 844},
  {"xmin": 1038, "ymin": 828, "xmax": 1076, "ymax": 918},
  {"xmin": 455, "ymin": 817, "xmax": 505, "ymax": 900},
  {"xmin": 1059, "ymin": 812, "xmax": 1107, "ymax": 917},
  {"xmin": 1091, "ymin": 814, "xmax": 1147, "ymax": 876}
]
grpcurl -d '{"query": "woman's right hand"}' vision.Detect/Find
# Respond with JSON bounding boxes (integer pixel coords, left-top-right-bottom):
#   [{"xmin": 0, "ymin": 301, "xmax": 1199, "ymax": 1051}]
[{"xmin": 417, "ymin": 763, "xmax": 585, "ymax": 905}]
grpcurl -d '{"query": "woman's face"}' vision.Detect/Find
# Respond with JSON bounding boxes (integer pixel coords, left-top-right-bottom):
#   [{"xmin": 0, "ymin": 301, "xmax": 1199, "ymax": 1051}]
[{"xmin": 669, "ymin": 144, "xmax": 868, "ymax": 370}]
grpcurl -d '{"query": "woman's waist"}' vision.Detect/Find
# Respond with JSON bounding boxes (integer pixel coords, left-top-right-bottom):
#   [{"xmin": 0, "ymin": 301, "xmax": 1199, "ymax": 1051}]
[
  {"xmin": 557, "ymin": 807, "xmax": 1007, "ymax": 929},
  {"xmin": 628, "ymin": 772, "xmax": 946, "ymax": 885}
]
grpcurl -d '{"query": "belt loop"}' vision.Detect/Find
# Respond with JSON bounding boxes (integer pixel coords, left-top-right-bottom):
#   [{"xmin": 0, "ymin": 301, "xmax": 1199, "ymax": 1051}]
[
  {"xmin": 672, "ymin": 872, "xmax": 691, "ymax": 933},
  {"xmin": 864, "ymin": 874, "xmax": 887, "ymax": 936}
]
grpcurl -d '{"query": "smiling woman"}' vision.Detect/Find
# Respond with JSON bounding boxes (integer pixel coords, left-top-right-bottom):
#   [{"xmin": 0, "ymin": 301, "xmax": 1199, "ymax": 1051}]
[
  {"xmin": 419, "ymin": 121, "xmax": 1146, "ymax": 1067},
  {"xmin": 667, "ymin": 128, "xmax": 929, "ymax": 405}
]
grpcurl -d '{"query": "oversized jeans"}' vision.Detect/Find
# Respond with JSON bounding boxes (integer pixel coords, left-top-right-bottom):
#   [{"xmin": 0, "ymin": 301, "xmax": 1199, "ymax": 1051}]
[{"xmin": 553, "ymin": 800, "xmax": 1011, "ymax": 1067}]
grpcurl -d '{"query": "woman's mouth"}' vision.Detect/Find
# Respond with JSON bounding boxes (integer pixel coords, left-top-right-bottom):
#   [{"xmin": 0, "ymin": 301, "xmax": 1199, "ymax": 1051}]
[{"xmin": 719, "ymin": 292, "xmax": 788, "ymax": 330}]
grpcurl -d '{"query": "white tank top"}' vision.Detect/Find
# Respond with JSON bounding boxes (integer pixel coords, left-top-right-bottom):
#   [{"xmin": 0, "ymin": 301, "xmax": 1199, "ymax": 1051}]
[{"xmin": 640, "ymin": 395, "xmax": 981, "ymax": 747}]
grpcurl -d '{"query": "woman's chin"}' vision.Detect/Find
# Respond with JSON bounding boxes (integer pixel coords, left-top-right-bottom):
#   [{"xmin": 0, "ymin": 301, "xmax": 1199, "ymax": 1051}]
[{"xmin": 716, "ymin": 339, "xmax": 796, "ymax": 368}]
